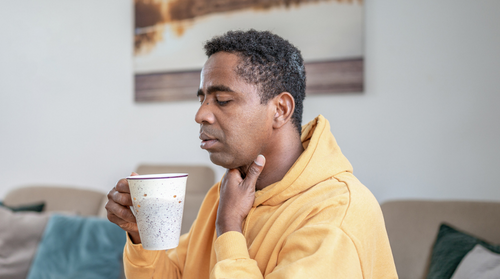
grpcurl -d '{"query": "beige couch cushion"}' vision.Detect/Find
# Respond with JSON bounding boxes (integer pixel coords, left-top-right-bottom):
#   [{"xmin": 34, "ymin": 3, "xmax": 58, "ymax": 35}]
[
  {"xmin": 381, "ymin": 200, "xmax": 500, "ymax": 279},
  {"xmin": 3, "ymin": 186, "xmax": 106, "ymax": 217},
  {"xmin": 0, "ymin": 207, "xmax": 50, "ymax": 279},
  {"xmin": 135, "ymin": 165, "xmax": 215, "ymax": 234}
]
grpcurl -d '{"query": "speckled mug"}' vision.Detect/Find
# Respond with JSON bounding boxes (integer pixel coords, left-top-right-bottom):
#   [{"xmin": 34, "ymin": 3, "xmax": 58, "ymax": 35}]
[{"xmin": 127, "ymin": 173, "xmax": 188, "ymax": 250}]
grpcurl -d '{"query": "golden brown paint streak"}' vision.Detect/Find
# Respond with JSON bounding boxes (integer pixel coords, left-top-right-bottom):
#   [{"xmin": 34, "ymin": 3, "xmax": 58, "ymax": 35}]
[{"xmin": 134, "ymin": 0, "xmax": 362, "ymax": 54}]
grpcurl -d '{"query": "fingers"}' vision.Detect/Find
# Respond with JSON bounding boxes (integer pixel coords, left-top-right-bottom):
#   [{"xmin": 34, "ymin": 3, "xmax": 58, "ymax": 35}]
[
  {"xmin": 226, "ymin": 168, "xmax": 243, "ymax": 182},
  {"xmin": 108, "ymin": 186, "xmax": 133, "ymax": 206},
  {"xmin": 115, "ymin": 178, "xmax": 131, "ymax": 194},
  {"xmin": 105, "ymin": 195, "xmax": 138, "ymax": 233},
  {"xmin": 115, "ymin": 172, "xmax": 138, "ymax": 193},
  {"xmin": 105, "ymin": 173, "xmax": 141, "ymax": 233},
  {"xmin": 106, "ymin": 199, "xmax": 137, "ymax": 224},
  {"xmin": 243, "ymin": 154, "xmax": 266, "ymax": 187},
  {"xmin": 108, "ymin": 212, "xmax": 138, "ymax": 233}
]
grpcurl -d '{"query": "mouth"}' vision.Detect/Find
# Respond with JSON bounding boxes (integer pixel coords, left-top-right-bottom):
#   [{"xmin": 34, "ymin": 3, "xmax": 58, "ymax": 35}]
[{"xmin": 199, "ymin": 132, "xmax": 219, "ymax": 150}]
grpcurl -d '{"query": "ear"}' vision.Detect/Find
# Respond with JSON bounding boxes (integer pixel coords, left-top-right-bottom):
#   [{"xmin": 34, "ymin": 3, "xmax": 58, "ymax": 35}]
[{"xmin": 272, "ymin": 92, "xmax": 295, "ymax": 129}]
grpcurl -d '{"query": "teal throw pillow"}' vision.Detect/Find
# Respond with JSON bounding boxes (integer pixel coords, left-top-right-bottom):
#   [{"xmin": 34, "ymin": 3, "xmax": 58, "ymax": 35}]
[
  {"xmin": 0, "ymin": 201, "xmax": 45, "ymax": 212},
  {"xmin": 426, "ymin": 223, "xmax": 500, "ymax": 279},
  {"xmin": 27, "ymin": 214, "xmax": 126, "ymax": 279}
]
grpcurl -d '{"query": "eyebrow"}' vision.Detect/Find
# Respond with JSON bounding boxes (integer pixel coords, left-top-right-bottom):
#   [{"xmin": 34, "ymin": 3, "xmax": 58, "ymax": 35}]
[{"xmin": 197, "ymin": 85, "xmax": 235, "ymax": 97}]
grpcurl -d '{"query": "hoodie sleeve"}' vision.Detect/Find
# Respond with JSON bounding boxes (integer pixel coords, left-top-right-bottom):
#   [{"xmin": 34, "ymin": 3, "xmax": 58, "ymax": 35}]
[
  {"xmin": 123, "ymin": 232, "xmax": 186, "ymax": 278},
  {"xmin": 211, "ymin": 224, "xmax": 363, "ymax": 279},
  {"xmin": 212, "ymin": 231, "xmax": 263, "ymax": 279}
]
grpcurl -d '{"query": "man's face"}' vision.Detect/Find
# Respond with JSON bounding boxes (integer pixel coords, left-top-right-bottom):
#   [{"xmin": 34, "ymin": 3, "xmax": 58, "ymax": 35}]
[{"xmin": 195, "ymin": 52, "xmax": 275, "ymax": 170}]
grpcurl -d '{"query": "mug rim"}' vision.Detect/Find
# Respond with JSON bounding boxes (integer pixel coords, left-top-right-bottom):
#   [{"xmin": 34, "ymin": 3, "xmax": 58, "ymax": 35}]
[{"xmin": 127, "ymin": 173, "xmax": 188, "ymax": 180}]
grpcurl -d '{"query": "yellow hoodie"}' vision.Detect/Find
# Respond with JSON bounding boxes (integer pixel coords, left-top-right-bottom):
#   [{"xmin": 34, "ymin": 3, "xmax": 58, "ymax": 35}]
[{"xmin": 124, "ymin": 115, "xmax": 398, "ymax": 278}]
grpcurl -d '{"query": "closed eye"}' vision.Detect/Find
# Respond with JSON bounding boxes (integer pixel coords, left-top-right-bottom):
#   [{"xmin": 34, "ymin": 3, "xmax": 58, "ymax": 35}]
[{"xmin": 217, "ymin": 100, "xmax": 230, "ymax": 106}]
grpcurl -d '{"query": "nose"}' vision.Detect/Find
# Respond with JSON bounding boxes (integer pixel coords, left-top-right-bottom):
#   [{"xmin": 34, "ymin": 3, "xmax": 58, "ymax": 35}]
[{"xmin": 195, "ymin": 100, "xmax": 215, "ymax": 124}]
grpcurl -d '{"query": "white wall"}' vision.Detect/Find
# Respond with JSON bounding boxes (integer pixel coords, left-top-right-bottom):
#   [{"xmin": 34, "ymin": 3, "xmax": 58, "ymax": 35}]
[{"xmin": 1, "ymin": 0, "xmax": 499, "ymax": 203}]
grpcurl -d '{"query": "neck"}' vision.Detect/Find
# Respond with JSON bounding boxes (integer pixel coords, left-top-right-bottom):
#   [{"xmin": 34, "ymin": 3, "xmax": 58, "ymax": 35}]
[{"xmin": 247, "ymin": 129, "xmax": 304, "ymax": 191}]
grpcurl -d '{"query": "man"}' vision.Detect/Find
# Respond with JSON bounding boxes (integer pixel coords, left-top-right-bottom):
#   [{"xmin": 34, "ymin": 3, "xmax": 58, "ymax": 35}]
[{"xmin": 106, "ymin": 30, "xmax": 398, "ymax": 278}]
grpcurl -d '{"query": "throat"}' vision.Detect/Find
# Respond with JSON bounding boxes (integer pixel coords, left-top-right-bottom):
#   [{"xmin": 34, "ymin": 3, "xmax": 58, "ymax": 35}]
[{"xmin": 255, "ymin": 141, "xmax": 304, "ymax": 191}]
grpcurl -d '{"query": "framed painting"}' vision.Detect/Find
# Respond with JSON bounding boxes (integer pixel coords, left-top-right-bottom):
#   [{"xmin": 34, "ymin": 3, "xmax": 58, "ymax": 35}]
[{"xmin": 134, "ymin": 0, "xmax": 364, "ymax": 102}]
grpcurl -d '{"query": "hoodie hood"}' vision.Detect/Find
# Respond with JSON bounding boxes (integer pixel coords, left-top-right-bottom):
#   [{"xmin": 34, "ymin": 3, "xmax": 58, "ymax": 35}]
[{"xmin": 254, "ymin": 115, "xmax": 353, "ymax": 206}]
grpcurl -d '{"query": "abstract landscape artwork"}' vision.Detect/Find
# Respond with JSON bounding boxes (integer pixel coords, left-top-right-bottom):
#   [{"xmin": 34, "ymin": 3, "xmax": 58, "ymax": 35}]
[{"xmin": 134, "ymin": 0, "xmax": 364, "ymax": 102}]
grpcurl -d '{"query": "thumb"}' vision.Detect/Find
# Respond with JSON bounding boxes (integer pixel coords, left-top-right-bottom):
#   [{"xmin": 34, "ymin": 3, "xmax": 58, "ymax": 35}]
[
  {"xmin": 130, "ymin": 172, "xmax": 139, "ymax": 176},
  {"xmin": 243, "ymin": 154, "xmax": 266, "ymax": 186}
]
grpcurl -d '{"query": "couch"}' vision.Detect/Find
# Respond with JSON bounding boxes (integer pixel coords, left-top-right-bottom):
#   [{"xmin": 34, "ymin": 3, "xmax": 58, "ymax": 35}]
[
  {"xmin": 381, "ymin": 200, "xmax": 500, "ymax": 279},
  {"xmin": 12, "ymin": 171, "xmax": 499, "ymax": 279},
  {"xmin": 1, "ymin": 186, "xmax": 125, "ymax": 279},
  {"xmin": 0, "ymin": 164, "xmax": 215, "ymax": 279}
]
